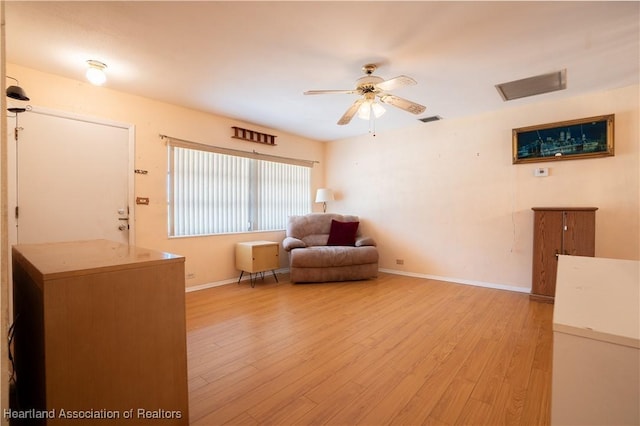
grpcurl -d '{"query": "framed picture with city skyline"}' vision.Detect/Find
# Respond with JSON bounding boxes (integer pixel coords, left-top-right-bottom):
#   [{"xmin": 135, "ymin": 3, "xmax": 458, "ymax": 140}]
[{"xmin": 512, "ymin": 114, "xmax": 614, "ymax": 164}]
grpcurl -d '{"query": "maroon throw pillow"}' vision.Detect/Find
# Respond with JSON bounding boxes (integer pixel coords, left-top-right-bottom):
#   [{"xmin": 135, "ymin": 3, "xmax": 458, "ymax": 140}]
[{"xmin": 327, "ymin": 220, "xmax": 359, "ymax": 246}]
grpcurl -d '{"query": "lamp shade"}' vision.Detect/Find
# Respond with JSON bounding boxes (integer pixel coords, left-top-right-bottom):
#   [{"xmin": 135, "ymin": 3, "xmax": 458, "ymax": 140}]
[{"xmin": 315, "ymin": 188, "xmax": 335, "ymax": 203}]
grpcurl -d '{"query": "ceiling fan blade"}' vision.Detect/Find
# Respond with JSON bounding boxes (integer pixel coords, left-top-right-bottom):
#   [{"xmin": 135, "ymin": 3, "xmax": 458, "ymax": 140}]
[
  {"xmin": 375, "ymin": 75, "xmax": 417, "ymax": 92},
  {"xmin": 379, "ymin": 94, "xmax": 426, "ymax": 115},
  {"xmin": 337, "ymin": 99, "xmax": 365, "ymax": 125},
  {"xmin": 304, "ymin": 89, "xmax": 358, "ymax": 95}
]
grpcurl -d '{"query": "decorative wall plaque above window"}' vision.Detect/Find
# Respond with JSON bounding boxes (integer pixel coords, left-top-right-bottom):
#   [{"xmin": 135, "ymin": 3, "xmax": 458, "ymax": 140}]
[{"xmin": 231, "ymin": 126, "xmax": 277, "ymax": 146}]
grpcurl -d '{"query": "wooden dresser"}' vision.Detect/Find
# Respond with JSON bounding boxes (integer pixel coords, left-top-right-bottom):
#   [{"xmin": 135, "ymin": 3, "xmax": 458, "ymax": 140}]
[
  {"xmin": 530, "ymin": 207, "xmax": 597, "ymax": 302},
  {"xmin": 12, "ymin": 240, "xmax": 189, "ymax": 425}
]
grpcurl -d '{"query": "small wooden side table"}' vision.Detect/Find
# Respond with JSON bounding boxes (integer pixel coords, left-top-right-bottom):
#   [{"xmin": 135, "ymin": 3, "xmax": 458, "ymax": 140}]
[{"xmin": 235, "ymin": 240, "xmax": 280, "ymax": 287}]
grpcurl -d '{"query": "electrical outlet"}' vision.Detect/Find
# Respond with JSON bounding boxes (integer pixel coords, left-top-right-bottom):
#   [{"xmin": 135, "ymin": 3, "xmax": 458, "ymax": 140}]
[
  {"xmin": 396, "ymin": 259, "xmax": 404, "ymax": 265},
  {"xmin": 534, "ymin": 167, "xmax": 549, "ymax": 177}
]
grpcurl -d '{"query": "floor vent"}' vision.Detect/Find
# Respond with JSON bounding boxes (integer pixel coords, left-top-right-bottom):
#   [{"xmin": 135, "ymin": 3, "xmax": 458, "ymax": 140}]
[
  {"xmin": 496, "ymin": 69, "xmax": 567, "ymax": 101},
  {"xmin": 419, "ymin": 115, "xmax": 442, "ymax": 123}
]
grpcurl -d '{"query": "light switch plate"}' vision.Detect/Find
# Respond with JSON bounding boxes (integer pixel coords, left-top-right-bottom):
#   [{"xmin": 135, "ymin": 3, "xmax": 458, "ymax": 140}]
[{"xmin": 534, "ymin": 167, "xmax": 549, "ymax": 177}]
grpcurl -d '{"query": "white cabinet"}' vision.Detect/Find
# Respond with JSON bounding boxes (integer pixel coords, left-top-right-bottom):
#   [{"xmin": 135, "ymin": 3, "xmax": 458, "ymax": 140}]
[{"xmin": 552, "ymin": 255, "xmax": 639, "ymax": 425}]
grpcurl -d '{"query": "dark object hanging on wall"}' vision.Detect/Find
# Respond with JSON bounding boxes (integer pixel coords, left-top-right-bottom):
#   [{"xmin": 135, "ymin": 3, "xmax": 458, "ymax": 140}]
[
  {"xmin": 6, "ymin": 85, "xmax": 29, "ymax": 101},
  {"xmin": 231, "ymin": 126, "xmax": 277, "ymax": 146},
  {"xmin": 6, "ymin": 76, "xmax": 30, "ymax": 101}
]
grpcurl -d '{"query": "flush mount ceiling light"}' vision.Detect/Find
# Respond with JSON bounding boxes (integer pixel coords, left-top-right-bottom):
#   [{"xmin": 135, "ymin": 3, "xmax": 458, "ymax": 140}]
[
  {"xmin": 86, "ymin": 60, "xmax": 107, "ymax": 86},
  {"xmin": 495, "ymin": 69, "xmax": 567, "ymax": 101}
]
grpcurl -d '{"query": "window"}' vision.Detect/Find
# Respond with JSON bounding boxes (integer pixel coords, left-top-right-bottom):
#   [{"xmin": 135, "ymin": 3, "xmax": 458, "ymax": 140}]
[{"xmin": 168, "ymin": 141, "xmax": 311, "ymax": 236}]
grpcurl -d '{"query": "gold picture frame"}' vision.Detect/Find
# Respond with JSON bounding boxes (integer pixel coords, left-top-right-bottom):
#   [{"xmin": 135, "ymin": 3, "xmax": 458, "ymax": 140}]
[{"xmin": 512, "ymin": 114, "xmax": 614, "ymax": 164}]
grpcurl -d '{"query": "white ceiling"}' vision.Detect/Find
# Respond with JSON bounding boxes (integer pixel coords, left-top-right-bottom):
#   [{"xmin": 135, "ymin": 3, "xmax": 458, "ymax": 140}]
[{"xmin": 4, "ymin": 1, "xmax": 639, "ymax": 141}]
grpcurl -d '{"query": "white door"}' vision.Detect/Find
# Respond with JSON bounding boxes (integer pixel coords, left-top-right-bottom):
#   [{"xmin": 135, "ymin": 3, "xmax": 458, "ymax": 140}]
[{"xmin": 15, "ymin": 110, "xmax": 132, "ymax": 245}]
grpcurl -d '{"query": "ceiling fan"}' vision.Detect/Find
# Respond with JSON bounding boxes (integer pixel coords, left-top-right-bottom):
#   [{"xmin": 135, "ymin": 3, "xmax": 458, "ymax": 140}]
[{"xmin": 304, "ymin": 64, "xmax": 426, "ymax": 126}]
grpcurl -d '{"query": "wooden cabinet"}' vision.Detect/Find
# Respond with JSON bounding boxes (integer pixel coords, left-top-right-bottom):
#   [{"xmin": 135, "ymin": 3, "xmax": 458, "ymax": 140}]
[
  {"xmin": 235, "ymin": 241, "xmax": 279, "ymax": 286},
  {"xmin": 12, "ymin": 240, "xmax": 189, "ymax": 425},
  {"xmin": 530, "ymin": 207, "xmax": 597, "ymax": 302}
]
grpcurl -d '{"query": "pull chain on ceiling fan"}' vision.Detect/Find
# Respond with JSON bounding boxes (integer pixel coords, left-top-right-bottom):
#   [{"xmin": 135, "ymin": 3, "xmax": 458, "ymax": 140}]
[{"xmin": 304, "ymin": 64, "xmax": 426, "ymax": 126}]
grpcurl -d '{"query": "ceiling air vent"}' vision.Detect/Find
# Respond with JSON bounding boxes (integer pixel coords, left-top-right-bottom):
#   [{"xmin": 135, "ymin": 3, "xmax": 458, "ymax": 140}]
[
  {"xmin": 495, "ymin": 69, "xmax": 566, "ymax": 101},
  {"xmin": 418, "ymin": 115, "xmax": 442, "ymax": 123}
]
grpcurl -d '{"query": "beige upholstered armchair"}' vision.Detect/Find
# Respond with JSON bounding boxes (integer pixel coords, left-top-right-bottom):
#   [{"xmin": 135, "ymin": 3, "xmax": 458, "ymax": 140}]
[{"xmin": 283, "ymin": 213, "xmax": 378, "ymax": 283}]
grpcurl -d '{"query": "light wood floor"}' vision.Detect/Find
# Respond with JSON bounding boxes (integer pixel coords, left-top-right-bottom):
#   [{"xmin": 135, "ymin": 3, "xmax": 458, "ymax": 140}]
[{"xmin": 185, "ymin": 273, "xmax": 553, "ymax": 425}]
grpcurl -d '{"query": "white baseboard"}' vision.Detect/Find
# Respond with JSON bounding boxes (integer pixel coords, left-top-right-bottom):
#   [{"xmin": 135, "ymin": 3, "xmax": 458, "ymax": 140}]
[
  {"xmin": 378, "ymin": 268, "xmax": 531, "ymax": 294},
  {"xmin": 186, "ymin": 268, "xmax": 530, "ymax": 295},
  {"xmin": 185, "ymin": 268, "xmax": 289, "ymax": 293}
]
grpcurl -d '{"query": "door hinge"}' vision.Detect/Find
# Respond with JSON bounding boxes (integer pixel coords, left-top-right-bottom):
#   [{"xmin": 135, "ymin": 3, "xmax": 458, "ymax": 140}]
[{"xmin": 15, "ymin": 206, "xmax": 19, "ymax": 219}]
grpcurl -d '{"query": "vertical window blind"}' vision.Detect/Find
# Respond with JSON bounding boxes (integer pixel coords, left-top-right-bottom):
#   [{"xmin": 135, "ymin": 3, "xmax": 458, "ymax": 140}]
[{"xmin": 167, "ymin": 139, "xmax": 312, "ymax": 236}]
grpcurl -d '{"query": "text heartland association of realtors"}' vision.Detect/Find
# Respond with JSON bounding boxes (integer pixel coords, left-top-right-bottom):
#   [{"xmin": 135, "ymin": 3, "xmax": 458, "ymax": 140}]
[{"xmin": 3, "ymin": 408, "xmax": 183, "ymax": 420}]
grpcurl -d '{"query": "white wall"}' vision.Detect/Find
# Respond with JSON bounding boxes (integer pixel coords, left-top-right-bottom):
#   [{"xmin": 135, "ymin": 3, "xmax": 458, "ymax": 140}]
[
  {"xmin": 6, "ymin": 64, "xmax": 326, "ymax": 289},
  {"xmin": 325, "ymin": 85, "xmax": 639, "ymax": 291},
  {"xmin": 6, "ymin": 63, "xmax": 639, "ymax": 293}
]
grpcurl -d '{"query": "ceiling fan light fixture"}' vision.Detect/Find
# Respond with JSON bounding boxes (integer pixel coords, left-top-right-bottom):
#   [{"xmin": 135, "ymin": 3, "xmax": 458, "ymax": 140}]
[
  {"xmin": 86, "ymin": 60, "xmax": 107, "ymax": 86},
  {"xmin": 357, "ymin": 99, "xmax": 385, "ymax": 120},
  {"xmin": 371, "ymin": 102, "xmax": 386, "ymax": 118},
  {"xmin": 305, "ymin": 64, "xmax": 424, "ymax": 127},
  {"xmin": 357, "ymin": 101, "xmax": 372, "ymax": 120}
]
